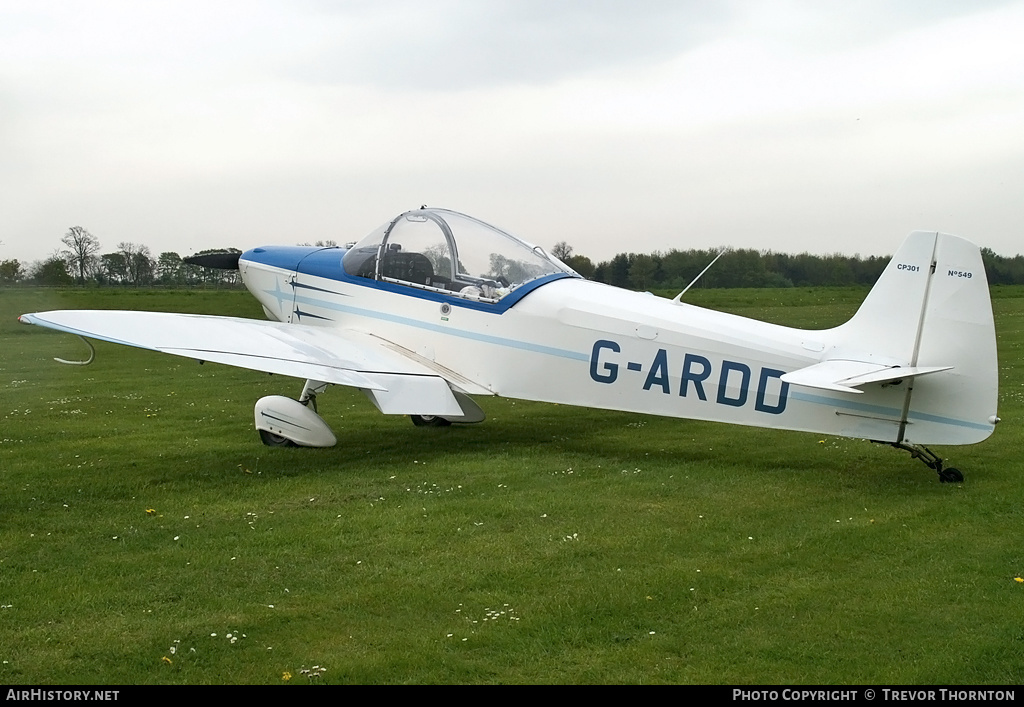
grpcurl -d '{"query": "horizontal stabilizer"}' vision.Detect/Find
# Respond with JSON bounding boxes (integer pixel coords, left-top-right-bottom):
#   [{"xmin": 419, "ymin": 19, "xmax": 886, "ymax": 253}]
[{"xmin": 781, "ymin": 360, "xmax": 953, "ymax": 394}]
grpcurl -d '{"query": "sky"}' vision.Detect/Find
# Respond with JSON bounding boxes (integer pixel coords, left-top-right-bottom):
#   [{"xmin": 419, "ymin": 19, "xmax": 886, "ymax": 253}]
[{"xmin": 2, "ymin": 0, "xmax": 1023, "ymax": 267}]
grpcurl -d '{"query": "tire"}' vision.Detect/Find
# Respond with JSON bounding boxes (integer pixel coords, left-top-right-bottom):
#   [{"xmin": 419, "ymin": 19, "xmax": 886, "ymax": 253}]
[
  {"xmin": 259, "ymin": 429, "xmax": 298, "ymax": 447},
  {"xmin": 939, "ymin": 467, "xmax": 964, "ymax": 483},
  {"xmin": 410, "ymin": 415, "xmax": 452, "ymax": 427}
]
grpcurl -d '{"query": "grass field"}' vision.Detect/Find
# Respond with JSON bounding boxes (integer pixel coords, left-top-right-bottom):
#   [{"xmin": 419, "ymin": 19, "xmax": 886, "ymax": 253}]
[{"xmin": 1, "ymin": 285, "xmax": 1022, "ymax": 684}]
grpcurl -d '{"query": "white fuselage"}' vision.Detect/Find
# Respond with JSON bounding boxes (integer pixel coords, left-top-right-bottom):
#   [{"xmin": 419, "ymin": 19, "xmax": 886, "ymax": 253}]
[{"xmin": 240, "ymin": 255, "xmax": 986, "ymax": 445}]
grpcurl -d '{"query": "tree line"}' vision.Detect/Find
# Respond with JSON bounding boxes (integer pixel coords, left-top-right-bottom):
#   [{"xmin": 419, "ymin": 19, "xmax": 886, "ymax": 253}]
[
  {"xmin": 1, "ymin": 227, "xmax": 241, "ymax": 287},
  {"xmin": 551, "ymin": 241, "xmax": 1024, "ymax": 291},
  {"xmin": 3, "ymin": 228, "xmax": 1023, "ymax": 289}
]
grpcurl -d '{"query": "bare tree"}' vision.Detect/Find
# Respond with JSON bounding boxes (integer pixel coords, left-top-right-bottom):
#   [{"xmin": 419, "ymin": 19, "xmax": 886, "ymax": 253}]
[
  {"xmin": 551, "ymin": 241, "xmax": 574, "ymax": 260},
  {"xmin": 61, "ymin": 226, "xmax": 101, "ymax": 284}
]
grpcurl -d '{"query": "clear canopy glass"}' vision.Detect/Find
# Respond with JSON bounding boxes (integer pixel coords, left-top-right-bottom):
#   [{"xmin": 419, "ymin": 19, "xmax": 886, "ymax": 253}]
[{"xmin": 342, "ymin": 208, "xmax": 573, "ymax": 302}]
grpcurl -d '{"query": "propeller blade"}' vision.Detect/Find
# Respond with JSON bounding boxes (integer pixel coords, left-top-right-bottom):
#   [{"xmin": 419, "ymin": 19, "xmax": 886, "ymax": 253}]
[{"xmin": 184, "ymin": 252, "xmax": 241, "ymax": 270}]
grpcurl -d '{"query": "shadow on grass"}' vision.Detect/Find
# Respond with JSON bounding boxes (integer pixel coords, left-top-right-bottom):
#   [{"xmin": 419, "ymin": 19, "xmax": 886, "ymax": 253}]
[{"xmin": 126, "ymin": 393, "xmax": 946, "ymax": 498}]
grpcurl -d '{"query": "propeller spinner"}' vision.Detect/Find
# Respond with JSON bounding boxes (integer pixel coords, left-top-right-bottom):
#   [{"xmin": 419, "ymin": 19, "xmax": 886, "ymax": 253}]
[{"xmin": 184, "ymin": 251, "xmax": 241, "ymax": 270}]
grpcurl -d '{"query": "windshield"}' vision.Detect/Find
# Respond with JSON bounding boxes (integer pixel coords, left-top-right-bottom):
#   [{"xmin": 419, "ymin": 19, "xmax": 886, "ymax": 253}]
[{"xmin": 342, "ymin": 208, "xmax": 572, "ymax": 302}]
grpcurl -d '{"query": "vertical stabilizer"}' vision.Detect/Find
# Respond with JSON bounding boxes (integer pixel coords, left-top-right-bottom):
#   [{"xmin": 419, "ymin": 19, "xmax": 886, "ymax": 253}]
[
  {"xmin": 829, "ymin": 231, "xmax": 938, "ymax": 366},
  {"xmin": 829, "ymin": 231, "xmax": 998, "ymax": 444}
]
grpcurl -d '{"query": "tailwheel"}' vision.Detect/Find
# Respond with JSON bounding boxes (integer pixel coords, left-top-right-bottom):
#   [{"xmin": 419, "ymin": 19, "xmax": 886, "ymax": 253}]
[
  {"xmin": 410, "ymin": 415, "xmax": 452, "ymax": 427},
  {"xmin": 886, "ymin": 442, "xmax": 964, "ymax": 483},
  {"xmin": 939, "ymin": 468, "xmax": 964, "ymax": 484}
]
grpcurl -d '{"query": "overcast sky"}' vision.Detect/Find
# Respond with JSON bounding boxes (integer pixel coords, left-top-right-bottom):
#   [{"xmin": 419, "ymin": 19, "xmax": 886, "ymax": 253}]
[{"xmin": 2, "ymin": 0, "xmax": 1022, "ymax": 267}]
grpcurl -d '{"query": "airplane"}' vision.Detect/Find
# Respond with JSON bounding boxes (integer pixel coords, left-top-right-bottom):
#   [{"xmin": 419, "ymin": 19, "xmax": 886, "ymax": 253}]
[{"xmin": 19, "ymin": 207, "xmax": 1000, "ymax": 482}]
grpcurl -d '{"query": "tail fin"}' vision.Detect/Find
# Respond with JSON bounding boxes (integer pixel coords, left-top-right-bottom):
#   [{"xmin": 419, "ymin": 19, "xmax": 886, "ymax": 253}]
[{"xmin": 827, "ymin": 231, "xmax": 998, "ymax": 444}]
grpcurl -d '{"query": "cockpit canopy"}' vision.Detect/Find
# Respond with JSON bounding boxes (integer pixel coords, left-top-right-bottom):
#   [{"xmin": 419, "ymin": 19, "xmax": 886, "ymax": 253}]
[{"xmin": 342, "ymin": 208, "xmax": 574, "ymax": 303}]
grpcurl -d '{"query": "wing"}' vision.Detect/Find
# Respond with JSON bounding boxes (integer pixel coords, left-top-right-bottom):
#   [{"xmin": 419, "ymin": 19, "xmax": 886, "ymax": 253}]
[
  {"xmin": 781, "ymin": 359, "xmax": 952, "ymax": 394},
  {"xmin": 19, "ymin": 310, "xmax": 482, "ymax": 417}
]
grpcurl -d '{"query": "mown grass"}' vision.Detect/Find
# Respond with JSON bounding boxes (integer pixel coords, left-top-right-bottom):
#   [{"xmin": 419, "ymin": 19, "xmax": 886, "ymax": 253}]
[{"xmin": 1, "ymin": 286, "xmax": 1022, "ymax": 684}]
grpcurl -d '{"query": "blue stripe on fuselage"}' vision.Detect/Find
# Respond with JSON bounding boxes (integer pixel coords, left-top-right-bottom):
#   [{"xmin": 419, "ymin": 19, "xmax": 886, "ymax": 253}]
[
  {"xmin": 241, "ymin": 246, "xmax": 577, "ymax": 314},
  {"xmin": 289, "ymin": 291, "xmax": 590, "ymax": 361}
]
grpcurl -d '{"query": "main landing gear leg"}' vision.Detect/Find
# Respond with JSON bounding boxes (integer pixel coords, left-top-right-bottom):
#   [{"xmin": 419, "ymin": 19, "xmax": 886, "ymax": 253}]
[
  {"xmin": 299, "ymin": 380, "xmax": 329, "ymax": 413},
  {"xmin": 888, "ymin": 442, "xmax": 964, "ymax": 483}
]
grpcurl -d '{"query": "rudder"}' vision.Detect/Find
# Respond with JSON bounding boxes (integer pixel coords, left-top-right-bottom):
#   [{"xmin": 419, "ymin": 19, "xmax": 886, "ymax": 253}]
[{"xmin": 904, "ymin": 233, "xmax": 998, "ymax": 444}]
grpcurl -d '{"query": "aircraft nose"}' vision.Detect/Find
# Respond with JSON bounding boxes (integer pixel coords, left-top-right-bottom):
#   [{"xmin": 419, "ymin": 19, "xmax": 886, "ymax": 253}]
[{"xmin": 241, "ymin": 246, "xmax": 318, "ymax": 271}]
